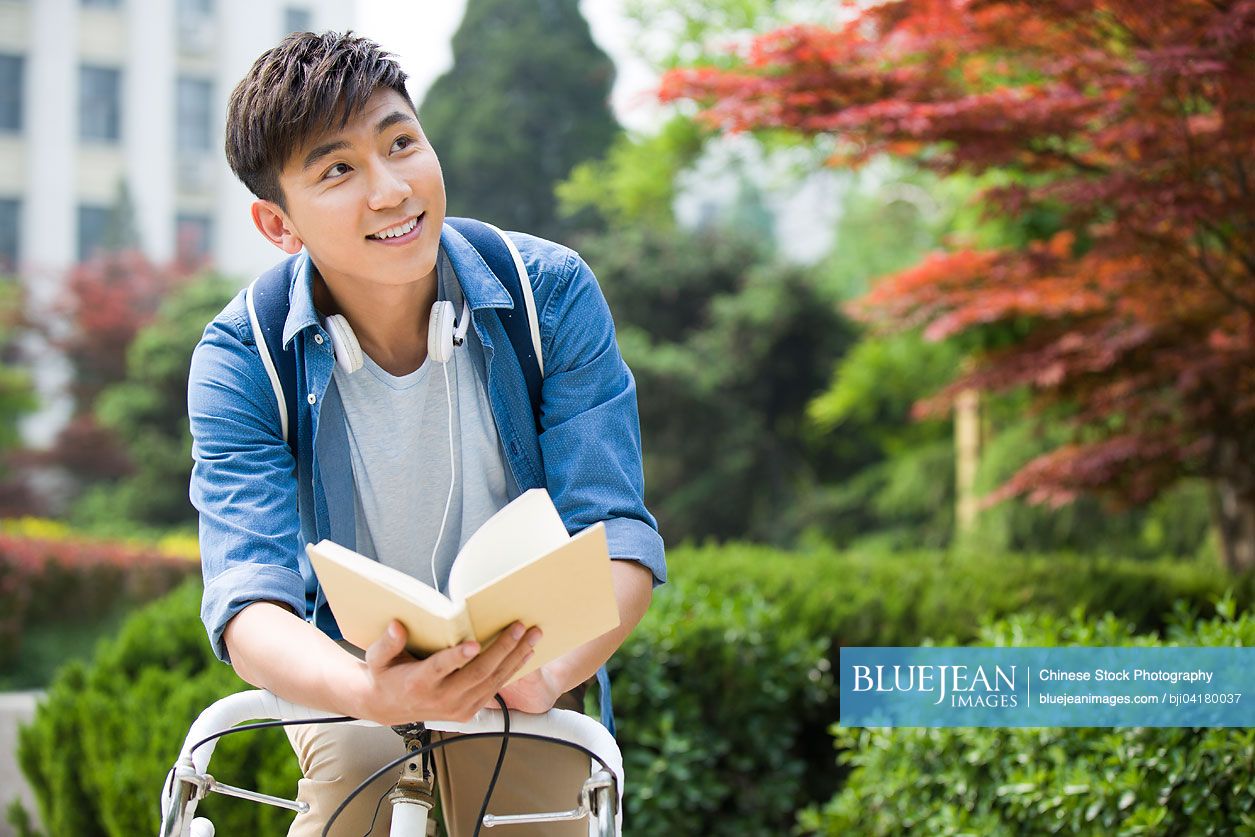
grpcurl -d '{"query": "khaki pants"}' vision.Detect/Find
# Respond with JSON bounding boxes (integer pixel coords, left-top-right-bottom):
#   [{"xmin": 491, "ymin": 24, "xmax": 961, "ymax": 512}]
[{"xmin": 283, "ymin": 686, "xmax": 592, "ymax": 837}]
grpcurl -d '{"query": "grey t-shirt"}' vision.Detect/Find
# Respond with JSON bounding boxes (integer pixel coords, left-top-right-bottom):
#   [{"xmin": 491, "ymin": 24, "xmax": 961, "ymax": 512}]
[{"xmin": 331, "ymin": 251, "xmax": 516, "ymax": 592}]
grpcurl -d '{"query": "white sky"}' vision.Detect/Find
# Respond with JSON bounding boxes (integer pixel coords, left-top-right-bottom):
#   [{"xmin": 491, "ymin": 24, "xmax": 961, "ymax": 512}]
[{"xmin": 354, "ymin": 0, "xmax": 664, "ymax": 132}]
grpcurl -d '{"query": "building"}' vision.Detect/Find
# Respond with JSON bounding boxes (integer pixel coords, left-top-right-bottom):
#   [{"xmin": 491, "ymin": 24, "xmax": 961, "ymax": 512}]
[
  {"xmin": 0, "ymin": 0, "xmax": 352, "ymax": 445},
  {"xmin": 0, "ymin": 0, "xmax": 354, "ymax": 309}
]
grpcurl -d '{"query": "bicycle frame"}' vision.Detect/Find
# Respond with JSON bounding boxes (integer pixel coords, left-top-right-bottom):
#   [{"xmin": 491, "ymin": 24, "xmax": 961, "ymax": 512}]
[{"xmin": 159, "ymin": 689, "xmax": 623, "ymax": 837}]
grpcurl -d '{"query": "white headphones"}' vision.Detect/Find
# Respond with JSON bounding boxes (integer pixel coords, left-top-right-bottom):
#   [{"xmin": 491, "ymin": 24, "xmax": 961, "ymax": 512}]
[{"xmin": 324, "ymin": 299, "xmax": 471, "ymax": 374}]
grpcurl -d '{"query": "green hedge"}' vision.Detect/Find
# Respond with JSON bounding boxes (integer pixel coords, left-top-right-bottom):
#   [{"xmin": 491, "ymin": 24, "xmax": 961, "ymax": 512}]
[
  {"xmin": 12, "ymin": 545, "xmax": 1252, "ymax": 835},
  {"xmin": 0, "ymin": 532, "xmax": 194, "ymax": 676},
  {"xmin": 639, "ymin": 545, "xmax": 1252, "ymax": 831},
  {"xmin": 665, "ymin": 543, "xmax": 1252, "ymax": 647},
  {"xmin": 800, "ymin": 600, "xmax": 1255, "ymax": 836}
]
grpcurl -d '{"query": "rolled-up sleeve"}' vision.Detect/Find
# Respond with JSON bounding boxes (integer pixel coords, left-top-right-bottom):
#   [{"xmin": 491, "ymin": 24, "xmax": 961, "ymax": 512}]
[
  {"xmin": 188, "ymin": 305, "xmax": 306, "ymax": 662},
  {"xmin": 536, "ymin": 253, "xmax": 666, "ymax": 586}
]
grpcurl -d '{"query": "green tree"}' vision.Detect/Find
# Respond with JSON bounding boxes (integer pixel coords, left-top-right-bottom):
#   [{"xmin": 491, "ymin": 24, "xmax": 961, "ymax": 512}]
[
  {"xmin": 557, "ymin": 116, "xmax": 705, "ymax": 231},
  {"xmin": 0, "ymin": 282, "xmax": 37, "ymax": 513},
  {"xmin": 558, "ymin": 0, "xmax": 840, "ymax": 232},
  {"xmin": 72, "ymin": 274, "xmax": 238, "ymax": 530},
  {"xmin": 102, "ymin": 180, "xmax": 141, "ymax": 253},
  {"xmin": 579, "ymin": 223, "xmax": 856, "ymax": 543},
  {"xmin": 419, "ymin": 0, "xmax": 618, "ymax": 240},
  {"xmin": 806, "ymin": 166, "xmax": 1214, "ymax": 557},
  {"xmin": 0, "ymin": 284, "xmax": 35, "ymax": 452},
  {"xmin": 802, "ymin": 166, "xmax": 960, "ymax": 546}
]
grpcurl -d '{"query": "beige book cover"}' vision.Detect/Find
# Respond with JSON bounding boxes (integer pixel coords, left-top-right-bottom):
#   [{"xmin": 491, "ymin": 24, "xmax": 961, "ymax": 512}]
[{"xmin": 305, "ymin": 489, "xmax": 621, "ymax": 683}]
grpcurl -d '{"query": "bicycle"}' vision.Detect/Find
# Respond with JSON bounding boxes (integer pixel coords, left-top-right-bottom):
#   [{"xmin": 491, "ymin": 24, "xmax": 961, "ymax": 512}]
[{"xmin": 159, "ymin": 689, "xmax": 623, "ymax": 837}]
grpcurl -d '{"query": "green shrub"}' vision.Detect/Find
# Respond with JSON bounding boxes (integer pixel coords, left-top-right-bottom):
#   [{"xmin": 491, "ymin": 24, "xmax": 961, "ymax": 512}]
[
  {"xmin": 16, "ymin": 580, "xmax": 299, "ymax": 836},
  {"xmin": 800, "ymin": 600, "xmax": 1255, "ymax": 836},
  {"xmin": 608, "ymin": 582, "xmax": 833, "ymax": 835}
]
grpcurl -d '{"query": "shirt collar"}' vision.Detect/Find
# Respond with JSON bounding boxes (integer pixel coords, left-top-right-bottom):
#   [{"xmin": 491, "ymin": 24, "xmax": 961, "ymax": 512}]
[
  {"xmin": 280, "ymin": 222, "xmax": 514, "ymax": 348},
  {"xmin": 282, "ymin": 251, "xmax": 318, "ymax": 348},
  {"xmin": 438, "ymin": 221, "xmax": 514, "ymax": 310}
]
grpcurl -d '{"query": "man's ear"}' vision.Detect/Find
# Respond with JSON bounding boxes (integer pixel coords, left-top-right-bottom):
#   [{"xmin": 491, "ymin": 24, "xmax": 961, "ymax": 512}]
[{"xmin": 251, "ymin": 200, "xmax": 304, "ymax": 254}]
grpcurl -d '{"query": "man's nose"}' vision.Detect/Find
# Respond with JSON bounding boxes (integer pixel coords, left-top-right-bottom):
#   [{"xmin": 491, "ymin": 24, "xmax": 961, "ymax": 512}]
[{"xmin": 367, "ymin": 161, "xmax": 412, "ymax": 210}]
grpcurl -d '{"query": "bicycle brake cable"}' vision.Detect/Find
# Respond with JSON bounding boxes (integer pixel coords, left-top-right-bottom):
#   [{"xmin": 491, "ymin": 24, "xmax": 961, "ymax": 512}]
[
  {"xmin": 163, "ymin": 715, "xmax": 356, "ymax": 820},
  {"xmin": 471, "ymin": 694, "xmax": 510, "ymax": 837}
]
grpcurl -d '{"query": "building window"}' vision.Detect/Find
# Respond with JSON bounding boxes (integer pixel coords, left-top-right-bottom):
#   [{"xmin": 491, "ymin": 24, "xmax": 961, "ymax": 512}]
[
  {"xmin": 284, "ymin": 7, "xmax": 312, "ymax": 34},
  {"xmin": 80, "ymin": 66, "xmax": 121, "ymax": 143},
  {"xmin": 176, "ymin": 77, "xmax": 213, "ymax": 152},
  {"xmin": 176, "ymin": 0, "xmax": 214, "ymax": 49},
  {"xmin": 176, "ymin": 214, "xmax": 213, "ymax": 263},
  {"xmin": 78, "ymin": 205, "xmax": 110, "ymax": 261},
  {"xmin": 0, "ymin": 56, "xmax": 21, "ymax": 133},
  {"xmin": 0, "ymin": 200, "xmax": 18, "ymax": 274}
]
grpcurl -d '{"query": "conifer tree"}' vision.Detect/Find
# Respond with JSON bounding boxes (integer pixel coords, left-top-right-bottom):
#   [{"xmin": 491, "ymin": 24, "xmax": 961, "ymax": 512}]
[{"xmin": 419, "ymin": 0, "xmax": 619, "ymax": 239}]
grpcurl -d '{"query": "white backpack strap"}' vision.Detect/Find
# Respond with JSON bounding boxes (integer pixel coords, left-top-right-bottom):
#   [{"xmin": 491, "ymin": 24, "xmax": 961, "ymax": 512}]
[
  {"xmin": 245, "ymin": 277, "xmax": 290, "ymax": 442},
  {"xmin": 483, "ymin": 221, "xmax": 544, "ymax": 376}
]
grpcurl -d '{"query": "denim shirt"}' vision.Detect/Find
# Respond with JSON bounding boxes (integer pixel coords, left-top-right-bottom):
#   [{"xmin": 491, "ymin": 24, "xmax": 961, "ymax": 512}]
[{"xmin": 188, "ymin": 223, "xmax": 666, "ymax": 720}]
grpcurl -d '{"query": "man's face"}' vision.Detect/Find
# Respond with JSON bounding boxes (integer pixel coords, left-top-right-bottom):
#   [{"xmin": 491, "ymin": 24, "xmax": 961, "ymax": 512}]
[{"xmin": 265, "ymin": 87, "xmax": 446, "ymax": 293}]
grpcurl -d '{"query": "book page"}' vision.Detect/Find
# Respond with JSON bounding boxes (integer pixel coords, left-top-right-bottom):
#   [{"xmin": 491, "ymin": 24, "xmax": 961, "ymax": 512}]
[
  {"xmin": 446, "ymin": 488, "xmax": 570, "ymax": 602},
  {"xmin": 306, "ymin": 541, "xmax": 471, "ymax": 657},
  {"xmin": 462, "ymin": 524, "xmax": 621, "ymax": 683}
]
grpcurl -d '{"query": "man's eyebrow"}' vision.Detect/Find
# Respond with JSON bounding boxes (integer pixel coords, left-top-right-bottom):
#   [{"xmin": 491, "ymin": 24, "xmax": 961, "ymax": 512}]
[
  {"xmin": 302, "ymin": 139, "xmax": 349, "ymax": 171},
  {"xmin": 376, "ymin": 110, "xmax": 418, "ymax": 134}
]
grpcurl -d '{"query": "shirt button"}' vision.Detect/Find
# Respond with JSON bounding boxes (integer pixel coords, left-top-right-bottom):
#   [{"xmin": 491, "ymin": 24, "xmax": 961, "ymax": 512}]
[
  {"xmin": 314, "ymin": 333, "xmax": 324, "ymax": 345},
  {"xmin": 307, "ymin": 393, "xmax": 317, "ymax": 405}
]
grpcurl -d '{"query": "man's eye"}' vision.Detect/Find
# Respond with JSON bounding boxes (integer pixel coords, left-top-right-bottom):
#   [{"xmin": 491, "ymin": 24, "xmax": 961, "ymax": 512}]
[
  {"xmin": 323, "ymin": 163, "xmax": 350, "ymax": 180},
  {"xmin": 392, "ymin": 135, "xmax": 415, "ymax": 153}
]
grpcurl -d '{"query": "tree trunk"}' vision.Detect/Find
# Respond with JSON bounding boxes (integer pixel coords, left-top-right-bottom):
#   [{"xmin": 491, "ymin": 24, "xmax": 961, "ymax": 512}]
[
  {"xmin": 955, "ymin": 388, "xmax": 981, "ymax": 534},
  {"xmin": 1210, "ymin": 476, "xmax": 1255, "ymax": 572}
]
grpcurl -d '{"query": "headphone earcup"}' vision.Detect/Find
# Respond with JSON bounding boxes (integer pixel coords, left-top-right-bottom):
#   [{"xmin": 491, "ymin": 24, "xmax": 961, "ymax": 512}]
[
  {"xmin": 326, "ymin": 314, "xmax": 364, "ymax": 374},
  {"xmin": 429, "ymin": 300, "xmax": 456, "ymax": 364}
]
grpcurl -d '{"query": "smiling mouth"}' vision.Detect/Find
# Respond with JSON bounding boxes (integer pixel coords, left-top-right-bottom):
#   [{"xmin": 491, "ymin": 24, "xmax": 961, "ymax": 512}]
[{"xmin": 366, "ymin": 213, "xmax": 423, "ymax": 241}]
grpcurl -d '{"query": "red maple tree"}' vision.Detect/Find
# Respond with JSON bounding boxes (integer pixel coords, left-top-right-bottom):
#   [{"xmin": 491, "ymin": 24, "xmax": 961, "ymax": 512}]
[
  {"xmin": 661, "ymin": 0, "xmax": 1255, "ymax": 568},
  {"xmin": 42, "ymin": 250, "xmax": 193, "ymax": 482}
]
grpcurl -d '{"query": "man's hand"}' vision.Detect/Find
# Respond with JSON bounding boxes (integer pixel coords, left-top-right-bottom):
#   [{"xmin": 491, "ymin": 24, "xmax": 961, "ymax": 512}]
[
  {"xmin": 353, "ymin": 619, "xmax": 541, "ymax": 726},
  {"xmin": 491, "ymin": 664, "xmax": 565, "ymax": 714}
]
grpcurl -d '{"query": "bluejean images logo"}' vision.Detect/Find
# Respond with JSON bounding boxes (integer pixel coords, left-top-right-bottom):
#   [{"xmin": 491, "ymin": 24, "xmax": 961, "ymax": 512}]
[
  {"xmin": 851, "ymin": 663, "xmax": 1018, "ymax": 708},
  {"xmin": 840, "ymin": 647, "xmax": 1253, "ymax": 727}
]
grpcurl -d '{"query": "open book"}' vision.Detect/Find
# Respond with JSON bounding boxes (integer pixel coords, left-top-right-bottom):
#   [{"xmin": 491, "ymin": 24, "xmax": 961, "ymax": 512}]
[{"xmin": 306, "ymin": 489, "xmax": 620, "ymax": 683}]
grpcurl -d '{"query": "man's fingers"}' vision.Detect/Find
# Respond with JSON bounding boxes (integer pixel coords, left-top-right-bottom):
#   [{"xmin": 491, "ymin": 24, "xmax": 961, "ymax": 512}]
[
  {"xmin": 451, "ymin": 623, "xmax": 534, "ymax": 685},
  {"xmin": 473, "ymin": 628, "xmax": 541, "ymax": 698},
  {"xmin": 423, "ymin": 641, "xmax": 481, "ymax": 680},
  {"xmin": 470, "ymin": 641, "xmax": 537, "ymax": 710},
  {"xmin": 496, "ymin": 628, "xmax": 540, "ymax": 680},
  {"xmin": 364, "ymin": 620, "xmax": 409, "ymax": 670}
]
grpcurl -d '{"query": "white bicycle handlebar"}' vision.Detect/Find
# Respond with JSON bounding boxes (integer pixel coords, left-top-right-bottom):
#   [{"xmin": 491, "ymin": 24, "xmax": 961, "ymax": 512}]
[{"xmin": 160, "ymin": 689, "xmax": 623, "ymax": 837}]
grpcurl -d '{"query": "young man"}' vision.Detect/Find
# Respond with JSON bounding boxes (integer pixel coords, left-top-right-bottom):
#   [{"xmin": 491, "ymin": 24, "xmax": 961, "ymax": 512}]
[{"xmin": 188, "ymin": 31, "xmax": 664, "ymax": 836}]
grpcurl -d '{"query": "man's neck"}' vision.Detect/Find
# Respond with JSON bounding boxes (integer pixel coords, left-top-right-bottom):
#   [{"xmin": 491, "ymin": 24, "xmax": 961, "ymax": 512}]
[{"xmin": 313, "ymin": 264, "xmax": 439, "ymax": 376}]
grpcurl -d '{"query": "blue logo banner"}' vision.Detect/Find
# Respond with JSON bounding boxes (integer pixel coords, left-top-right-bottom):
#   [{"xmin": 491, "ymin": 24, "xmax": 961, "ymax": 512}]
[{"xmin": 839, "ymin": 647, "xmax": 1253, "ymax": 727}]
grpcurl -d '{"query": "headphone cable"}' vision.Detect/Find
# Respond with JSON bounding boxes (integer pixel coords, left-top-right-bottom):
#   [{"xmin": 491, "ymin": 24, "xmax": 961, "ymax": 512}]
[{"xmin": 429, "ymin": 353, "xmax": 456, "ymax": 592}]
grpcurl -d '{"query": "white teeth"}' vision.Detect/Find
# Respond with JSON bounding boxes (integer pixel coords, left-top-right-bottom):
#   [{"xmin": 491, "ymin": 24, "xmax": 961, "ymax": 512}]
[{"xmin": 370, "ymin": 217, "xmax": 418, "ymax": 240}]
